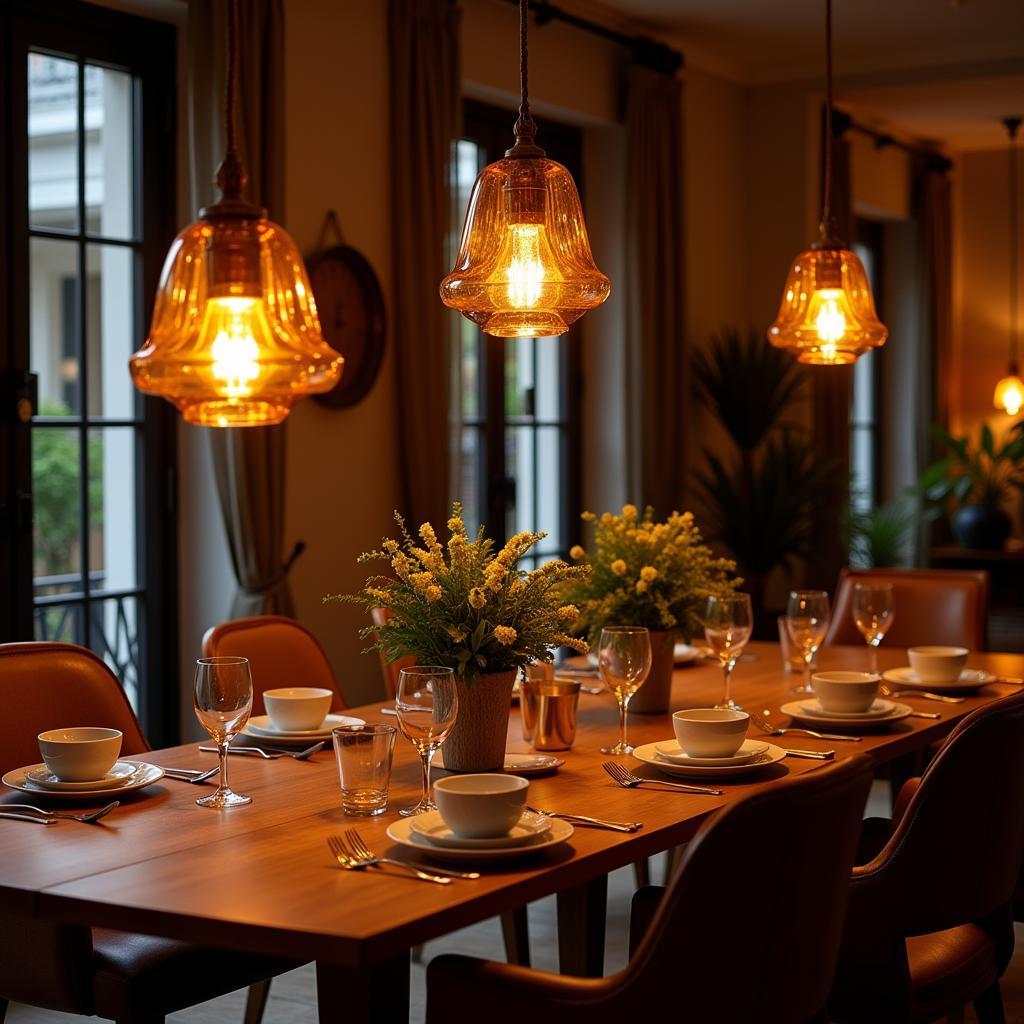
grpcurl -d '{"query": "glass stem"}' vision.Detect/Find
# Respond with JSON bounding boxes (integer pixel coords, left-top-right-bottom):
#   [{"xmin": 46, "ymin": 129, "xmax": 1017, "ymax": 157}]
[
  {"xmin": 217, "ymin": 739, "xmax": 229, "ymax": 796},
  {"xmin": 617, "ymin": 699, "xmax": 628, "ymax": 750},
  {"xmin": 723, "ymin": 664, "xmax": 732, "ymax": 705},
  {"xmin": 420, "ymin": 750, "xmax": 431, "ymax": 805},
  {"xmin": 804, "ymin": 656, "xmax": 812, "ymax": 693},
  {"xmin": 870, "ymin": 642, "xmax": 878, "ymax": 676}
]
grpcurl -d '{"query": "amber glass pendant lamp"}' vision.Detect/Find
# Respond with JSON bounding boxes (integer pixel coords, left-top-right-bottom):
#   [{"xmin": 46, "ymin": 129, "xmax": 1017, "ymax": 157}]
[
  {"xmin": 768, "ymin": 0, "xmax": 887, "ymax": 365},
  {"xmin": 130, "ymin": 0, "xmax": 343, "ymax": 426},
  {"xmin": 993, "ymin": 117, "xmax": 1023, "ymax": 417},
  {"xmin": 440, "ymin": 0, "xmax": 610, "ymax": 338}
]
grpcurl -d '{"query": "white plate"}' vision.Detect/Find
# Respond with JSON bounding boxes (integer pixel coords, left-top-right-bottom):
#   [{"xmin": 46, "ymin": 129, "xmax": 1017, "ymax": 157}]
[
  {"xmin": 386, "ymin": 814, "xmax": 573, "ymax": 862},
  {"xmin": 242, "ymin": 713, "xmax": 365, "ymax": 742},
  {"xmin": 25, "ymin": 760, "xmax": 141, "ymax": 791},
  {"xmin": 587, "ymin": 644, "xmax": 702, "ymax": 669},
  {"xmin": 633, "ymin": 741, "xmax": 785, "ymax": 778},
  {"xmin": 883, "ymin": 666, "xmax": 995, "ymax": 691},
  {"xmin": 653, "ymin": 738, "xmax": 769, "ymax": 766},
  {"xmin": 2, "ymin": 760, "xmax": 164, "ymax": 799},
  {"xmin": 409, "ymin": 809, "xmax": 552, "ymax": 849},
  {"xmin": 780, "ymin": 700, "xmax": 913, "ymax": 729},
  {"xmin": 430, "ymin": 751, "xmax": 565, "ymax": 775},
  {"xmin": 798, "ymin": 698, "xmax": 896, "ymax": 720}
]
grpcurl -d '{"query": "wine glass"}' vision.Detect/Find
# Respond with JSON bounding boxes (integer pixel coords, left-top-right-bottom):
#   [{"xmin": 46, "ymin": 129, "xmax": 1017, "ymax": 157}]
[
  {"xmin": 395, "ymin": 666, "xmax": 459, "ymax": 817},
  {"xmin": 704, "ymin": 594, "xmax": 753, "ymax": 710},
  {"xmin": 853, "ymin": 582, "xmax": 895, "ymax": 674},
  {"xmin": 785, "ymin": 590, "xmax": 831, "ymax": 695},
  {"xmin": 193, "ymin": 656, "xmax": 254, "ymax": 809},
  {"xmin": 598, "ymin": 627, "xmax": 651, "ymax": 755}
]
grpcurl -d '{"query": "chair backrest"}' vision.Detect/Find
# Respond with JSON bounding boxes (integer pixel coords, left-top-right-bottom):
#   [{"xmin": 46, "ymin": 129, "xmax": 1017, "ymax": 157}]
[
  {"xmin": 370, "ymin": 606, "xmax": 414, "ymax": 700},
  {"xmin": 622, "ymin": 756, "xmax": 873, "ymax": 1021},
  {"xmin": 854, "ymin": 691, "xmax": 1024, "ymax": 938},
  {"xmin": 202, "ymin": 615, "xmax": 345, "ymax": 716},
  {"xmin": 0, "ymin": 642, "xmax": 149, "ymax": 777},
  {"xmin": 826, "ymin": 567, "xmax": 989, "ymax": 650}
]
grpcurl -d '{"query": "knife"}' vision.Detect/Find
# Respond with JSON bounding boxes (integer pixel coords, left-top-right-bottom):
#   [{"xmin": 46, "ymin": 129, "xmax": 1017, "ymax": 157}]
[{"xmin": 784, "ymin": 748, "xmax": 835, "ymax": 760}]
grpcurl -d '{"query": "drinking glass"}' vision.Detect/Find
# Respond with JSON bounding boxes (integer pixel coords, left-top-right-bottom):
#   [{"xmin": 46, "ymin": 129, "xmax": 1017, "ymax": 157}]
[
  {"xmin": 333, "ymin": 724, "xmax": 397, "ymax": 816},
  {"xmin": 853, "ymin": 582, "xmax": 895, "ymax": 674},
  {"xmin": 704, "ymin": 594, "xmax": 753, "ymax": 710},
  {"xmin": 395, "ymin": 666, "xmax": 459, "ymax": 817},
  {"xmin": 785, "ymin": 590, "xmax": 831, "ymax": 695},
  {"xmin": 598, "ymin": 626, "xmax": 652, "ymax": 755},
  {"xmin": 193, "ymin": 656, "xmax": 253, "ymax": 809}
]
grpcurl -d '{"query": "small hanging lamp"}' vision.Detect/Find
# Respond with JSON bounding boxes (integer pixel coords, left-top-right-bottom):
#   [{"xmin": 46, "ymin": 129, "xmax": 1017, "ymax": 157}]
[
  {"xmin": 767, "ymin": 0, "xmax": 887, "ymax": 365},
  {"xmin": 130, "ymin": 0, "xmax": 343, "ymax": 427},
  {"xmin": 993, "ymin": 116, "xmax": 1023, "ymax": 417},
  {"xmin": 440, "ymin": 0, "xmax": 610, "ymax": 338}
]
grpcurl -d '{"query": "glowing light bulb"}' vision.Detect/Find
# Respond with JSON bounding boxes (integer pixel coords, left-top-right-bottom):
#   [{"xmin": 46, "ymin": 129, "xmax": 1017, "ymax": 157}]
[
  {"xmin": 813, "ymin": 289, "xmax": 847, "ymax": 362},
  {"xmin": 505, "ymin": 224, "xmax": 546, "ymax": 309},
  {"xmin": 201, "ymin": 296, "xmax": 265, "ymax": 400},
  {"xmin": 994, "ymin": 374, "xmax": 1024, "ymax": 416}
]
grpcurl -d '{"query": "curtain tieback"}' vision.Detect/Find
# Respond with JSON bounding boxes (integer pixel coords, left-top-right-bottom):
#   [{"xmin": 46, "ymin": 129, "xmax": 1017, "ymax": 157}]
[{"xmin": 240, "ymin": 540, "xmax": 306, "ymax": 598}]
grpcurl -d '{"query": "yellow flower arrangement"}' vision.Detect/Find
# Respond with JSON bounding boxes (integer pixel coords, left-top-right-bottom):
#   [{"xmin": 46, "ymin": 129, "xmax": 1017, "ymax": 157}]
[
  {"xmin": 563, "ymin": 505, "xmax": 739, "ymax": 641},
  {"xmin": 327, "ymin": 502, "xmax": 591, "ymax": 685}
]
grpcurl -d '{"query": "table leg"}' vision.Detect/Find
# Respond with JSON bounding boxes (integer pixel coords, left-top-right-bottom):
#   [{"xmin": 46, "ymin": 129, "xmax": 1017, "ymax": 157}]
[
  {"xmin": 316, "ymin": 952, "xmax": 410, "ymax": 1024},
  {"xmin": 557, "ymin": 874, "xmax": 607, "ymax": 977}
]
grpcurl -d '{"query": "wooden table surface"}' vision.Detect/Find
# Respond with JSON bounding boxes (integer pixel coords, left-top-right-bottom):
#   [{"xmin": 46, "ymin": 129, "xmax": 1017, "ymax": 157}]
[{"xmin": 3, "ymin": 642, "xmax": 1022, "ymax": 1022}]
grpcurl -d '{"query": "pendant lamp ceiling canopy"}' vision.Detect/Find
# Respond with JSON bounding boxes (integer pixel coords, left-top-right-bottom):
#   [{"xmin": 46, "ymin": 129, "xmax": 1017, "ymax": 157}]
[
  {"xmin": 993, "ymin": 116, "xmax": 1022, "ymax": 417},
  {"xmin": 440, "ymin": 0, "xmax": 610, "ymax": 338},
  {"xmin": 768, "ymin": 0, "xmax": 887, "ymax": 366},
  {"xmin": 130, "ymin": 0, "xmax": 342, "ymax": 427}
]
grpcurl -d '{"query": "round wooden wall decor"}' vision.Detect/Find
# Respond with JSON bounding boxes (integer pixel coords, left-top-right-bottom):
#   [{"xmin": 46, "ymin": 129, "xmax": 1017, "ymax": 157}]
[{"xmin": 306, "ymin": 213, "xmax": 386, "ymax": 409}]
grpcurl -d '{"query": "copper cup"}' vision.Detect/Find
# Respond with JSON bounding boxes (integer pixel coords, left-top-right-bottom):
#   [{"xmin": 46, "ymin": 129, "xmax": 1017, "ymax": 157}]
[{"xmin": 521, "ymin": 674, "xmax": 581, "ymax": 751}]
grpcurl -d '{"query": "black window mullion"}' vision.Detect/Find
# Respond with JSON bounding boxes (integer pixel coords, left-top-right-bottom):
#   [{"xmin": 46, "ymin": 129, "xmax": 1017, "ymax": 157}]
[{"xmin": 75, "ymin": 58, "xmax": 91, "ymax": 645}]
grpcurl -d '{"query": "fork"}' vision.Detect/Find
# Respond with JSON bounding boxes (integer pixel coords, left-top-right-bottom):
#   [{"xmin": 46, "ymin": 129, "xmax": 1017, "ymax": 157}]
[
  {"xmin": 3, "ymin": 801, "xmax": 119, "ymax": 823},
  {"xmin": 162, "ymin": 765, "xmax": 220, "ymax": 784},
  {"xmin": 198, "ymin": 741, "xmax": 324, "ymax": 760},
  {"xmin": 750, "ymin": 712, "xmax": 862, "ymax": 742},
  {"xmin": 0, "ymin": 811, "xmax": 56, "ymax": 824},
  {"xmin": 878, "ymin": 684, "xmax": 964, "ymax": 704},
  {"xmin": 344, "ymin": 829, "xmax": 481, "ymax": 880},
  {"xmin": 602, "ymin": 761, "xmax": 722, "ymax": 796},
  {"xmin": 525, "ymin": 804, "xmax": 641, "ymax": 832},
  {"xmin": 325, "ymin": 835, "xmax": 453, "ymax": 884}
]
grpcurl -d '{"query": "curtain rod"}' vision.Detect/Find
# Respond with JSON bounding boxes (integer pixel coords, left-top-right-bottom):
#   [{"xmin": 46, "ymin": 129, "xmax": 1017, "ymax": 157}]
[
  {"xmin": 834, "ymin": 110, "xmax": 952, "ymax": 173},
  {"xmin": 501, "ymin": 0, "xmax": 684, "ymax": 75}
]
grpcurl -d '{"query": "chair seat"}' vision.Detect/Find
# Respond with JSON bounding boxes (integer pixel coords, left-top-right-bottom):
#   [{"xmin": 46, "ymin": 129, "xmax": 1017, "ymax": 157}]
[
  {"xmin": 907, "ymin": 924, "xmax": 998, "ymax": 1014},
  {"xmin": 92, "ymin": 928, "xmax": 302, "ymax": 1019}
]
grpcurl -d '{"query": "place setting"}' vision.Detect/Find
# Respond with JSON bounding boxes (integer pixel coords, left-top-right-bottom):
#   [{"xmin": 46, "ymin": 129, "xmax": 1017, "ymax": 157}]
[
  {"xmin": 238, "ymin": 686, "xmax": 365, "ymax": 748},
  {"xmin": 778, "ymin": 670, "xmax": 917, "ymax": 731},
  {"xmin": 882, "ymin": 645, "xmax": 996, "ymax": 695}
]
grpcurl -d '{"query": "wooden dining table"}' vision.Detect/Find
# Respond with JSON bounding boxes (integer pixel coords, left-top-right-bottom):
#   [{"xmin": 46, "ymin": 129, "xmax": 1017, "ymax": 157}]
[{"xmin": 3, "ymin": 641, "xmax": 1023, "ymax": 1023}]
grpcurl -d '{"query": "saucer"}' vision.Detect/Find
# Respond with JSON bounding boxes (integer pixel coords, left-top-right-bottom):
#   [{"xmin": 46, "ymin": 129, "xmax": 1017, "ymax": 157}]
[
  {"xmin": 430, "ymin": 751, "xmax": 565, "ymax": 775},
  {"xmin": 882, "ymin": 666, "xmax": 994, "ymax": 692},
  {"xmin": 780, "ymin": 700, "xmax": 912, "ymax": 729},
  {"xmin": 653, "ymin": 738, "xmax": 769, "ymax": 766},
  {"xmin": 25, "ymin": 760, "xmax": 140, "ymax": 790},
  {"xmin": 798, "ymin": 698, "xmax": 896, "ymax": 720},
  {"xmin": 386, "ymin": 815, "xmax": 573, "ymax": 862},
  {"xmin": 2, "ymin": 761, "xmax": 164, "ymax": 799},
  {"xmin": 409, "ymin": 809, "xmax": 552, "ymax": 849},
  {"xmin": 632, "ymin": 741, "xmax": 785, "ymax": 778},
  {"xmin": 243, "ymin": 713, "xmax": 365, "ymax": 743}
]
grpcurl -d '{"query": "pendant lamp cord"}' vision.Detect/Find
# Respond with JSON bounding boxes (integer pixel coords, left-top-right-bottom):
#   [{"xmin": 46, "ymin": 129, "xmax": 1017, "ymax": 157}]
[
  {"xmin": 215, "ymin": 0, "xmax": 246, "ymax": 200},
  {"xmin": 820, "ymin": 0, "xmax": 835, "ymax": 242},
  {"xmin": 1009, "ymin": 117, "xmax": 1021, "ymax": 368},
  {"xmin": 513, "ymin": 0, "xmax": 537, "ymax": 146}
]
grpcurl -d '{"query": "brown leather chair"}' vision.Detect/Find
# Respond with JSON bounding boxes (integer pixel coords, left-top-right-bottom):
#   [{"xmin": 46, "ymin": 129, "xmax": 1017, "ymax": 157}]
[
  {"xmin": 203, "ymin": 614, "xmax": 346, "ymax": 715},
  {"xmin": 427, "ymin": 756, "xmax": 874, "ymax": 1024},
  {"xmin": 829, "ymin": 691, "xmax": 1024, "ymax": 1023},
  {"xmin": 370, "ymin": 606, "xmax": 414, "ymax": 700},
  {"xmin": 0, "ymin": 642, "xmax": 298, "ymax": 1024},
  {"xmin": 826, "ymin": 567, "xmax": 989, "ymax": 650}
]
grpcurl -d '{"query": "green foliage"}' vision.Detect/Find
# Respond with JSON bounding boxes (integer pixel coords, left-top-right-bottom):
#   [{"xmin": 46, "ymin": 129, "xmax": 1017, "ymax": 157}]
[{"xmin": 847, "ymin": 497, "xmax": 917, "ymax": 568}]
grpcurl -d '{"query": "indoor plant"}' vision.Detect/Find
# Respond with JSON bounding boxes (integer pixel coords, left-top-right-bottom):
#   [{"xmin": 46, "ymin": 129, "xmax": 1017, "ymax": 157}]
[
  {"xmin": 561, "ymin": 505, "xmax": 738, "ymax": 713},
  {"xmin": 919, "ymin": 423, "xmax": 1024, "ymax": 549},
  {"xmin": 329, "ymin": 503, "xmax": 590, "ymax": 771}
]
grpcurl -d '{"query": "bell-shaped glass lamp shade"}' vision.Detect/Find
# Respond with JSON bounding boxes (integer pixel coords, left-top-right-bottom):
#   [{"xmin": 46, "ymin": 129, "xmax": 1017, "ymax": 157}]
[
  {"xmin": 130, "ymin": 215, "xmax": 344, "ymax": 426},
  {"xmin": 768, "ymin": 246, "xmax": 887, "ymax": 365},
  {"xmin": 994, "ymin": 371, "xmax": 1024, "ymax": 416},
  {"xmin": 440, "ymin": 157, "xmax": 610, "ymax": 338}
]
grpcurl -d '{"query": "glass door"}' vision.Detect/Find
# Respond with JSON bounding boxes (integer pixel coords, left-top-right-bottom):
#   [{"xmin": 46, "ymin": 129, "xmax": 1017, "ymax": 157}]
[{"xmin": 0, "ymin": 1, "xmax": 179, "ymax": 743}]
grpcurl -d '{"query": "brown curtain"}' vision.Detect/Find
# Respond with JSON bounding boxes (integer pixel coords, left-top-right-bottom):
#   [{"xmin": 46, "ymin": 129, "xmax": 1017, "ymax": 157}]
[
  {"xmin": 187, "ymin": 0, "xmax": 297, "ymax": 617},
  {"xmin": 807, "ymin": 106, "xmax": 853, "ymax": 590},
  {"xmin": 624, "ymin": 64, "xmax": 686, "ymax": 516},
  {"xmin": 388, "ymin": 0, "xmax": 460, "ymax": 530}
]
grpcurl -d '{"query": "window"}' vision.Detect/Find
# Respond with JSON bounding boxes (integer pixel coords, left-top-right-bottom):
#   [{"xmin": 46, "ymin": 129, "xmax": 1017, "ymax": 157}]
[
  {"xmin": 452, "ymin": 101, "xmax": 582, "ymax": 569},
  {"xmin": 1, "ymin": 2, "xmax": 179, "ymax": 743}
]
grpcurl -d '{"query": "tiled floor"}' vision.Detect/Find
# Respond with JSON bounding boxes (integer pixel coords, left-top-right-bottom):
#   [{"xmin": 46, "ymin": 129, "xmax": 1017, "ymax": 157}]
[{"xmin": 9, "ymin": 783, "xmax": 1024, "ymax": 1024}]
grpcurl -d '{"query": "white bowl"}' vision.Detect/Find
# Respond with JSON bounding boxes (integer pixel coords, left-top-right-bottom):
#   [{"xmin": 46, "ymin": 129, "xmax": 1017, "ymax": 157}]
[
  {"xmin": 908, "ymin": 646, "xmax": 969, "ymax": 685},
  {"xmin": 672, "ymin": 709, "xmax": 749, "ymax": 758},
  {"xmin": 812, "ymin": 671, "xmax": 880, "ymax": 714},
  {"xmin": 433, "ymin": 773, "xmax": 528, "ymax": 839},
  {"xmin": 263, "ymin": 687, "xmax": 333, "ymax": 732},
  {"xmin": 38, "ymin": 727, "xmax": 122, "ymax": 782}
]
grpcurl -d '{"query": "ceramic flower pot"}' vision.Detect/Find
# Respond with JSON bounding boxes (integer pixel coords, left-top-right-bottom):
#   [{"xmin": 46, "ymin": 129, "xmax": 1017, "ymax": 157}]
[
  {"xmin": 629, "ymin": 629, "xmax": 676, "ymax": 714},
  {"xmin": 952, "ymin": 504, "xmax": 1011, "ymax": 550},
  {"xmin": 441, "ymin": 669, "xmax": 516, "ymax": 772}
]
